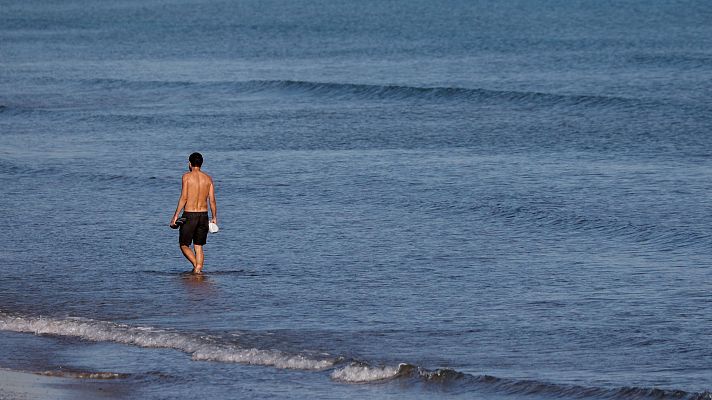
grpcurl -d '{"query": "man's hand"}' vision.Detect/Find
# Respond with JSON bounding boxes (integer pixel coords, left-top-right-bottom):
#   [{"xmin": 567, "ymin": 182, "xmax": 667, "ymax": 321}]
[
  {"xmin": 211, "ymin": 217, "xmax": 217, "ymax": 225},
  {"xmin": 170, "ymin": 216, "xmax": 178, "ymax": 227}
]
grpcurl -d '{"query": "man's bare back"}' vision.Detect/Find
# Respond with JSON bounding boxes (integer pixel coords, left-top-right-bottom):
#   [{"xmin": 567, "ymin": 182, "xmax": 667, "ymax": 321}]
[
  {"xmin": 170, "ymin": 152, "xmax": 217, "ymax": 274},
  {"xmin": 182, "ymin": 170, "xmax": 213, "ymax": 212}
]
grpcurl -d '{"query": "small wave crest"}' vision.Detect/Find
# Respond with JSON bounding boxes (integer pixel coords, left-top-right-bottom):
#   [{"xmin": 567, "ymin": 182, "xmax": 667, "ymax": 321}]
[
  {"xmin": 471, "ymin": 374, "xmax": 712, "ymax": 400},
  {"xmin": 330, "ymin": 362, "xmax": 711, "ymax": 400},
  {"xmin": 37, "ymin": 370, "xmax": 129, "ymax": 379},
  {"xmin": 330, "ymin": 363, "xmax": 402, "ymax": 383},
  {"xmin": 480, "ymin": 200, "xmax": 712, "ymax": 252},
  {"xmin": 330, "ymin": 362, "xmax": 463, "ymax": 384},
  {"xmin": 79, "ymin": 78, "xmax": 644, "ymax": 109},
  {"xmin": 192, "ymin": 347, "xmax": 333, "ymax": 370},
  {"xmin": 0, "ymin": 159, "xmax": 172, "ymax": 189},
  {"xmin": 0, "ymin": 312, "xmax": 334, "ymax": 371}
]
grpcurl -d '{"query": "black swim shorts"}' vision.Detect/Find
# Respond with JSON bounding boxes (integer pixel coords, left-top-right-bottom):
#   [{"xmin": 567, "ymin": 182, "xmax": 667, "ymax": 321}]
[{"xmin": 179, "ymin": 211, "xmax": 209, "ymax": 246}]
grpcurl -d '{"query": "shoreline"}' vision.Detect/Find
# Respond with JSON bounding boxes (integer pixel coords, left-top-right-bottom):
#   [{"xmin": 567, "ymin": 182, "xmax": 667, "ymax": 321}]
[{"xmin": 0, "ymin": 368, "xmax": 125, "ymax": 400}]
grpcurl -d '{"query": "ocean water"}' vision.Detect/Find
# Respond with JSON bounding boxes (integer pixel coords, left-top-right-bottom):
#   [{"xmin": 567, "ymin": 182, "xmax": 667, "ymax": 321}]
[{"xmin": 1, "ymin": 0, "xmax": 712, "ymax": 398}]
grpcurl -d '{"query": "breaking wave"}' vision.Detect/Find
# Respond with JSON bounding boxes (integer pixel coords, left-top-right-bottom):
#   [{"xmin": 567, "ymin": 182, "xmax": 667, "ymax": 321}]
[
  {"xmin": 1, "ymin": 311, "xmax": 710, "ymax": 399},
  {"xmin": 330, "ymin": 363, "xmax": 711, "ymax": 400},
  {"xmin": 330, "ymin": 362, "xmax": 462, "ymax": 384},
  {"xmin": 331, "ymin": 363, "xmax": 403, "ymax": 383},
  {"xmin": 0, "ymin": 312, "xmax": 334, "ymax": 371}
]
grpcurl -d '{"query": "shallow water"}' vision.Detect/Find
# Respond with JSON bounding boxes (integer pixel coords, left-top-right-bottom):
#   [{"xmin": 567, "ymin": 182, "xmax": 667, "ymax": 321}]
[{"xmin": 1, "ymin": 0, "xmax": 712, "ymax": 399}]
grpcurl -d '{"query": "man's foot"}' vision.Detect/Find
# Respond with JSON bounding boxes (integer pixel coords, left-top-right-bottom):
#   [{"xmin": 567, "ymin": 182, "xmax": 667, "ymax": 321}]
[{"xmin": 192, "ymin": 266, "xmax": 203, "ymax": 274}]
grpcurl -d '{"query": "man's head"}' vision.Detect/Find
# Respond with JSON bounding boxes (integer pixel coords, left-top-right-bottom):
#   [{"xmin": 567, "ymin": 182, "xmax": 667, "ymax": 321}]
[{"xmin": 189, "ymin": 152, "xmax": 203, "ymax": 168}]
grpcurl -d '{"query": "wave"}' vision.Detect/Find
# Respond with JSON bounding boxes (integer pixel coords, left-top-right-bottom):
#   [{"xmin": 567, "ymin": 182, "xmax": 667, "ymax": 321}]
[
  {"xmin": 3, "ymin": 367, "xmax": 171, "ymax": 381},
  {"xmin": 444, "ymin": 198, "xmax": 712, "ymax": 251},
  {"xmin": 0, "ymin": 312, "xmax": 334, "ymax": 371},
  {"xmin": 1, "ymin": 312, "xmax": 709, "ymax": 399},
  {"xmin": 37, "ymin": 370, "xmax": 130, "ymax": 379},
  {"xmin": 0, "ymin": 160, "xmax": 172, "ymax": 187},
  {"xmin": 331, "ymin": 363, "xmax": 711, "ymax": 400},
  {"xmin": 0, "ymin": 104, "xmax": 68, "ymax": 116},
  {"xmin": 629, "ymin": 52, "xmax": 712, "ymax": 68},
  {"xmin": 473, "ymin": 199, "xmax": 712, "ymax": 252},
  {"xmin": 79, "ymin": 78, "xmax": 647, "ymax": 109},
  {"xmin": 410, "ymin": 193, "xmax": 711, "ymax": 252},
  {"xmin": 330, "ymin": 362, "xmax": 462, "ymax": 384},
  {"xmin": 467, "ymin": 373, "xmax": 712, "ymax": 400},
  {"xmin": 331, "ymin": 363, "xmax": 403, "ymax": 383}
]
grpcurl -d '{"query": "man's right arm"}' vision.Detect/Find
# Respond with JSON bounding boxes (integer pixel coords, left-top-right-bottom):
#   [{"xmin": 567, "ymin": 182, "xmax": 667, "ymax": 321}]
[
  {"xmin": 171, "ymin": 175, "xmax": 189, "ymax": 225},
  {"xmin": 208, "ymin": 178, "xmax": 217, "ymax": 224}
]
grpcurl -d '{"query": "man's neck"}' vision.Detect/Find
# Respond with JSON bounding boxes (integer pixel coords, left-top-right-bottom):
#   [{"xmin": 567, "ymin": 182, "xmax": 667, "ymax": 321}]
[{"xmin": 190, "ymin": 167, "xmax": 201, "ymax": 172}]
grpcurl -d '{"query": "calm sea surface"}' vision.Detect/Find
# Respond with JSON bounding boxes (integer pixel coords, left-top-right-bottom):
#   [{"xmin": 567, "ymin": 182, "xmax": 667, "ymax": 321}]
[{"xmin": 1, "ymin": 1, "xmax": 712, "ymax": 399}]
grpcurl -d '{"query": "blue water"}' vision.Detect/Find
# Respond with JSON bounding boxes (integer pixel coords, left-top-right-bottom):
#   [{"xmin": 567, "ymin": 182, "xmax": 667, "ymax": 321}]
[{"xmin": 1, "ymin": 0, "xmax": 712, "ymax": 399}]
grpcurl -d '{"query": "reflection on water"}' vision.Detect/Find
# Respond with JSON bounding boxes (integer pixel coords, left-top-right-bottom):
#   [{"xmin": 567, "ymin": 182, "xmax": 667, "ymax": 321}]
[{"xmin": 180, "ymin": 273, "xmax": 217, "ymax": 298}]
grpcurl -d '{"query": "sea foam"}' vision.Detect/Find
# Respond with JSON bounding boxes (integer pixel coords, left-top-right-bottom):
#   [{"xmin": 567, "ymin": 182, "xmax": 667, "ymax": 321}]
[
  {"xmin": 330, "ymin": 363, "xmax": 403, "ymax": 383},
  {"xmin": 3, "ymin": 312, "xmax": 710, "ymax": 399},
  {"xmin": 0, "ymin": 312, "xmax": 334, "ymax": 371}
]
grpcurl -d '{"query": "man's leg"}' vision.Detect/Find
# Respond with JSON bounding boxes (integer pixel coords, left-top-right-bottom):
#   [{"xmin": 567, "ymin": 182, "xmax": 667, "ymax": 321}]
[
  {"xmin": 194, "ymin": 245, "xmax": 204, "ymax": 273},
  {"xmin": 180, "ymin": 244, "xmax": 197, "ymax": 270}
]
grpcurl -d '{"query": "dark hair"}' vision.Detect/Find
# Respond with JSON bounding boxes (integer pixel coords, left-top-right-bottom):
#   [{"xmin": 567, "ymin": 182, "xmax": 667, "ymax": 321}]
[{"xmin": 189, "ymin": 152, "xmax": 203, "ymax": 167}]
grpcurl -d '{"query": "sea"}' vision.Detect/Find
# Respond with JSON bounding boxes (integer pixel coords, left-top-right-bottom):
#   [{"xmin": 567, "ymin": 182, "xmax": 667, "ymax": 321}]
[{"xmin": 1, "ymin": 0, "xmax": 711, "ymax": 399}]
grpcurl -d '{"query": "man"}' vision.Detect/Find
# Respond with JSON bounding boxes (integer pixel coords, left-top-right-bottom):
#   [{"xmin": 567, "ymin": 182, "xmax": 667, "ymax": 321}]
[{"xmin": 170, "ymin": 152, "xmax": 217, "ymax": 274}]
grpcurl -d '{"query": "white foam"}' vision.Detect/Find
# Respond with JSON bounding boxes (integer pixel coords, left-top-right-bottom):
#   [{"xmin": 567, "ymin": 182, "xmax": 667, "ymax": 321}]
[
  {"xmin": 192, "ymin": 347, "xmax": 334, "ymax": 370},
  {"xmin": 330, "ymin": 363, "xmax": 402, "ymax": 383},
  {"xmin": 0, "ymin": 312, "xmax": 333, "ymax": 371}
]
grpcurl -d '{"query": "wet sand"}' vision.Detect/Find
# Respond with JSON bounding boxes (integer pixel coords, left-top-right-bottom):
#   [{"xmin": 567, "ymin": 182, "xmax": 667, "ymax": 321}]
[{"xmin": 0, "ymin": 368, "xmax": 124, "ymax": 400}]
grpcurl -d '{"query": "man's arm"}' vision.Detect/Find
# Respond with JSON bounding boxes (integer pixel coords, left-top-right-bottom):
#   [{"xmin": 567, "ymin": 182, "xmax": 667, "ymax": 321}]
[
  {"xmin": 170, "ymin": 175, "xmax": 189, "ymax": 225},
  {"xmin": 208, "ymin": 178, "xmax": 217, "ymax": 224}
]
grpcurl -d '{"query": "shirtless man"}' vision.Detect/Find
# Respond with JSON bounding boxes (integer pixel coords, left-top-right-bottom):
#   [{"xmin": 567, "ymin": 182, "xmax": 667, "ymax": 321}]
[{"xmin": 170, "ymin": 152, "xmax": 217, "ymax": 274}]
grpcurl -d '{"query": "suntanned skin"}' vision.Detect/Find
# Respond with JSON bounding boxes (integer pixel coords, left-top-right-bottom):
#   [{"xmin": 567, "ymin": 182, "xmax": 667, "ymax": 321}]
[{"xmin": 170, "ymin": 163, "xmax": 217, "ymax": 274}]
